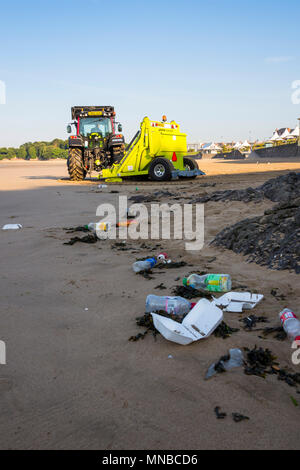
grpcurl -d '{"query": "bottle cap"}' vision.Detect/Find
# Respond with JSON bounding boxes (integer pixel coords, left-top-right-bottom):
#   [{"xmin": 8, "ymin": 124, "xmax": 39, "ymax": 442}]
[{"xmin": 183, "ymin": 278, "xmax": 188, "ymax": 286}]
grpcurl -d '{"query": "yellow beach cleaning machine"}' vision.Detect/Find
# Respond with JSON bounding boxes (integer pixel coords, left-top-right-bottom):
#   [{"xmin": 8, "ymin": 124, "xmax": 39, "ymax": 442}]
[{"xmin": 100, "ymin": 116, "xmax": 205, "ymax": 182}]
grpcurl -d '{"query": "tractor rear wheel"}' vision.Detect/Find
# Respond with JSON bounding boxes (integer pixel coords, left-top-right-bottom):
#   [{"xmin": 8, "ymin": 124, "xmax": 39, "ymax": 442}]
[
  {"xmin": 149, "ymin": 158, "xmax": 173, "ymax": 182},
  {"xmin": 67, "ymin": 148, "xmax": 86, "ymax": 181},
  {"xmin": 183, "ymin": 156, "xmax": 198, "ymax": 178}
]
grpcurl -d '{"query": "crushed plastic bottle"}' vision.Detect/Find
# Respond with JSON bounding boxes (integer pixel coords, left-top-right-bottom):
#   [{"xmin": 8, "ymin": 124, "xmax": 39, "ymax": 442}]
[
  {"xmin": 205, "ymin": 349, "xmax": 244, "ymax": 379},
  {"xmin": 183, "ymin": 273, "xmax": 231, "ymax": 293},
  {"xmin": 145, "ymin": 295, "xmax": 192, "ymax": 316},
  {"xmin": 132, "ymin": 257, "xmax": 157, "ymax": 273},
  {"xmin": 279, "ymin": 309, "xmax": 300, "ymax": 342}
]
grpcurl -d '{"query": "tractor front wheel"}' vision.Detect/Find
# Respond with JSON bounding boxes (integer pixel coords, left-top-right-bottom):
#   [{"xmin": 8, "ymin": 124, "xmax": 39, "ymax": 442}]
[
  {"xmin": 67, "ymin": 148, "xmax": 86, "ymax": 181},
  {"xmin": 149, "ymin": 158, "xmax": 173, "ymax": 182}
]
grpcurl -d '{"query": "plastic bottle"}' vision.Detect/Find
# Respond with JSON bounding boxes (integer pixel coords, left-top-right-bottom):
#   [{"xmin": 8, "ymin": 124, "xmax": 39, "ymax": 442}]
[
  {"xmin": 86, "ymin": 222, "xmax": 111, "ymax": 232},
  {"xmin": 279, "ymin": 309, "xmax": 300, "ymax": 342},
  {"xmin": 132, "ymin": 257, "xmax": 157, "ymax": 273},
  {"xmin": 183, "ymin": 273, "xmax": 232, "ymax": 293},
  {"xmin": 145, "ymin": 295, "xmax": 192, "ymax": 316}
]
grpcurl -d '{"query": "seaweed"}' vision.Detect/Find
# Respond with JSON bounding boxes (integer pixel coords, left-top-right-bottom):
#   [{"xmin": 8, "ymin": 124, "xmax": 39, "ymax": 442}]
[
  {"xmin": 214, "ymin": 322, "xmax": 239, "ymax": 339},
  {"xmin": 214, "ymin": 407, "xmax": 227, "ymax": 420}
]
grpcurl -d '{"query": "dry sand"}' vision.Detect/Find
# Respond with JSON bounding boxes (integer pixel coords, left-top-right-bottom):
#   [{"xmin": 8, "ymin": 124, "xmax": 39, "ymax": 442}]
[{"xmin": 1, "ymin": 159, "xmax": 300, "ymax": 450}]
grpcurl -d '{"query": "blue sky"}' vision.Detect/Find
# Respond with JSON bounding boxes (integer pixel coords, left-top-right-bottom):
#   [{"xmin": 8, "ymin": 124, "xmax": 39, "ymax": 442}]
[{"xmin": 0, "ymin": 0, "xmax": 299, "ymax": 147}]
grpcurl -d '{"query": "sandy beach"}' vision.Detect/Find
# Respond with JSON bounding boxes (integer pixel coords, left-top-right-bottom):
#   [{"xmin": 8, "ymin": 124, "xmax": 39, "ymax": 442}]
[{"xmin": 1, "ymin": 158, "xmax": 300, "ymax": 450}]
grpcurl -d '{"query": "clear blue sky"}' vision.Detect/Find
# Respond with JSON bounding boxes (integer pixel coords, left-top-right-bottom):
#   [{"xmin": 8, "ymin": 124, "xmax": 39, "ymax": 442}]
[{"xmin": 0, "ymin": 0, "xmax": 299, "ymax": 147}]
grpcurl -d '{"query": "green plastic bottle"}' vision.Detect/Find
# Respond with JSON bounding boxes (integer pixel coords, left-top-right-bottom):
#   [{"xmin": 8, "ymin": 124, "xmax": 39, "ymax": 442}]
[{"xmin": 183, "ymin": 273, "xmax": 231, "ymax": 293}]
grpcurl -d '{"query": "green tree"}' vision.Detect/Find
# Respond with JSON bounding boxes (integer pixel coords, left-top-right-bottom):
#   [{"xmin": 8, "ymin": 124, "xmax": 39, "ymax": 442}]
[
  {"xmin": 28, "ymin": 145, "xmax": 37, "ymax": 160},
  {"xmin": 17, "ymin": 147, "xmax": 27, "ymax": 159}
]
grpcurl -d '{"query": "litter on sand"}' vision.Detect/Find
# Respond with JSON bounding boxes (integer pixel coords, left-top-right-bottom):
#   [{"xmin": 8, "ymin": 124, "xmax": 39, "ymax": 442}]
[
  {"xmin": 206, "ymin": 348, "xmax": 244, "ymax": 379},
  {"xmin": 151, "ymin": 298, "xmax": 223, "ymax": 345},
  {"xmin": 2, "ymin": 224, "xmax": 22, "ymax": 230},
  {"xmin": 212, "ymin": 292, "xmax": 264, "ymax": 313}
]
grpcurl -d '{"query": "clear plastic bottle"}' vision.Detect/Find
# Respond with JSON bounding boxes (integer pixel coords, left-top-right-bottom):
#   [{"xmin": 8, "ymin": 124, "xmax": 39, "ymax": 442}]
[
  {"xmin": 86, "ymin": 222, "xmax": 111, "ymax": 233},
  {"xmin": 145, "ymin": 295, "xmax": 192, "ymax": 316},
  {"xmin": 279, "ymin": 309, "xmax": 300, "ymax": 342},
  {"xmin": 183, "ymin": 273, "xmax": 231, "ymax": 293},
  {"xmin": 132, "ymin": 257, "xmax": 157, "ymax": 273}
]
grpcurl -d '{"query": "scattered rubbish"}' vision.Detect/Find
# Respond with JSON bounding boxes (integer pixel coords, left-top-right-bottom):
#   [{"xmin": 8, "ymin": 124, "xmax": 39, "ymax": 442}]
[
  {"xmin": 132, "ymin": 257, "xmax": 157, "ymax": 273},
  {"xmin": 212, "ymin": 292, "xmax": 264, "ymax": 313},
  {"xmin": 212, "ymin": 196, "xmax": 300, "ymax": 274},
  {"xmin": 244, "ymin": 347, "xmax": 277, "ymax": 379},
  {"xmin": 183, "ymin": 273, "xmax": 232, "ymax": 293},
  {"xmin": 84, "ymin": 308, "xmax": 89, "ymax": 311},
  {"xmin": 151, "ymin": 298, "xmax": 223, "ymax": 345},
  {"xmin": 206, "ymin": 349, "xmax": 244, "ymax": 379},
  {"xmin": 98, "ymin": 184, "xmax": 108, "ymax": 189},
  {"xmin": 214, "ymin": 321, "xmax": 239, "ymax": 339},
  {"xmin": 241, "ymin": 315, "xmax": 269, "ymax": 330},
  {"xmin": 290, "ymin": 396, "xmax": 299, "ymax": 407},
  {"xmin": 232, "ymin": 413, "xmax": 249, "ymax": 423},
  {"xmin": 168, "ymin": 355, "xmax": 173, "ymax": 359},
  {"xmin": 64, "ymin": 234, "xmax": 98, "ymax": 245},
  {"xmin": 145, "ymin": 295, "xmax": 192, "ymax": 316},
  {"xmin": 279, "ymin": 309, "xmax": 300, "ymax": 342},
  {"xmin": 2, "ymin": 224, "xmax": 22, "ymax": 230},
  {"xmin": 214, "ymin": 407, "xmax": 227, "ymax": 420}
]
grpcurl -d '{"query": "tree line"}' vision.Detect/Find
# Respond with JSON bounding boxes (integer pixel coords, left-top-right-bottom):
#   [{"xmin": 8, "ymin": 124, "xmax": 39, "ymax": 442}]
[{"xmin": 0, "ymin": 139, "xmax": 68, "ymax": 161}]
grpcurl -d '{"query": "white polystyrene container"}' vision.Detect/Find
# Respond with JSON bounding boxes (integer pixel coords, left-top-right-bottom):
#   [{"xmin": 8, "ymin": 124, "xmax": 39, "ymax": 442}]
[{"xmin": 151, "ymin": 298, "xmax": 223, "ymax": 345}]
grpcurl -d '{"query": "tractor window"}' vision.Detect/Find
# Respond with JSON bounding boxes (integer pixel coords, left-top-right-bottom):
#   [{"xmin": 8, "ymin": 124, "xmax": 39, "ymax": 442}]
[{"xmin": 79, "ymin": 117, "xmax": 112, "ymax": 137}]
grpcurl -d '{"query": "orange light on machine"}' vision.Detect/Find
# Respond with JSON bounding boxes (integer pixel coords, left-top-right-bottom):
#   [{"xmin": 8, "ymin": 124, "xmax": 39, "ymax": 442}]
[
  {"xmin": 162, "ymin": 115, "xmax": 167, "ymax": 122},
  {"xmin": 172, "ymin": 152, "xmax": 177, "ymax": 162}
]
